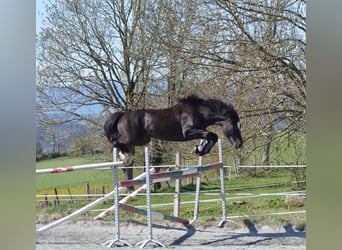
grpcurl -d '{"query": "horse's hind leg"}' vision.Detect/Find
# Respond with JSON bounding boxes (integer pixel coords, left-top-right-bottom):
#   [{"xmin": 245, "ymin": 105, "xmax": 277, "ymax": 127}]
[
  {"xmin": 118, "ymin": 146, "xmax": 135, "ymax": 192},
  {"xmin": 151, "ymin": 142, "xmax": 163, "ymax": 191}
]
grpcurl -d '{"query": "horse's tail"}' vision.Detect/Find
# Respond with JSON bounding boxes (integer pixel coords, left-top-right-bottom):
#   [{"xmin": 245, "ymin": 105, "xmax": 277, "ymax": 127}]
[{"xmin": 104, "ymin": 112, "xmax": 124, "ymax": 145}]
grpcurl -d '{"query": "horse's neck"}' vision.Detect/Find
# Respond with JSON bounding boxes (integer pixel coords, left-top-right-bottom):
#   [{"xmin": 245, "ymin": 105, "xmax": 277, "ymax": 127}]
[
  {"xmin": 212, "ymin": 117, "xmax": 227, "ymax": 126},
  {"xmin": 202, "ymin": 110, "xmax": 226, "ymax": 126}
]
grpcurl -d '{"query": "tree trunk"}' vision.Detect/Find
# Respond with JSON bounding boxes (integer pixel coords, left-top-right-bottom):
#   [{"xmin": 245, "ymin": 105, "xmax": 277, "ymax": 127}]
[{"xmin": 262, "ymin": 140, "xmax": 272, "ymax": 166}]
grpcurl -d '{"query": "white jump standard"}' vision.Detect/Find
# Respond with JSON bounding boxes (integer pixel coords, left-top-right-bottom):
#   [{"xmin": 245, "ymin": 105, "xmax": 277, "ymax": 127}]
[
  {"xmin": 135, "ymin": 146, "xmax": 167, "ymax": 248},
  {"xmin": 103, "ymin": 148, "xmax": 132, "ymax": 247}
]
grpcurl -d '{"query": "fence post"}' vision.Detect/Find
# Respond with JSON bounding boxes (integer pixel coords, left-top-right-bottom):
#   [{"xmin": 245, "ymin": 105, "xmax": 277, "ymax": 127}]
[
  {"xmin": 86, "ymin": 182, "xmax": 90, "ymax": 201},
  {"xmin": 102, "ymin": 186, "xmax": 106, "ymax": 204},
  {"xmin": 67, "ymin": 187, "xmax": 75, "ymax": 204},
  {"xmin": 54, "ymin": 188, "xmax": 59, "ymax": 206},
  {"xmin": 44, "ymin": 194, "xmax": 48, "ymax": 207},
  {"xmin": 173, "ymin": 153, "xmax": 181, "ymax": 217}
]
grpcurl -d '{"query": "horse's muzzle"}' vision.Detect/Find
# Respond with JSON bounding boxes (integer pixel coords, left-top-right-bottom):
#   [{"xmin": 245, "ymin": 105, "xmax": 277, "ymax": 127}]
[
  {"xmin": 234, "ymin": 141, "xmax": 243, "ymax": 149},
  {"xmin": 231, "ymin": 138, "xmax": 243, "ymax": 149}
]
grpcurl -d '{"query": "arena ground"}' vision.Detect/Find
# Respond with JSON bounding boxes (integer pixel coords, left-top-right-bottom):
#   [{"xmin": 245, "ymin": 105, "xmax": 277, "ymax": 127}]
[{"xmin": 36, "ymin": 220, "xmax": 306, "ymax": 249}]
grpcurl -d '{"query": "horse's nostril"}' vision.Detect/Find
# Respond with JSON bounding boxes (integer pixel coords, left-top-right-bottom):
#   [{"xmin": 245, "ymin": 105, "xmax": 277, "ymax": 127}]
[{"xmin": 234, "ymin": 141, "xmax": 242, "ymax": 149}]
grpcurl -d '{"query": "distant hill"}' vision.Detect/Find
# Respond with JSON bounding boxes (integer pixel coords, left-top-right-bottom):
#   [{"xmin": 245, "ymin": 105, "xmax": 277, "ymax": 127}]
[{"xmin": 36, "ymin": 123, "xmax": 88, "ymax": 153}]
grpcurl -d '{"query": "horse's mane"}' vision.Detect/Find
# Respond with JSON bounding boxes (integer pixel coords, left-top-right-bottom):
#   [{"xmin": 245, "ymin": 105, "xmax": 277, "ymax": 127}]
[{"xmin": 177, "ymin": 94, "xmax": 237, "ymax": 117}]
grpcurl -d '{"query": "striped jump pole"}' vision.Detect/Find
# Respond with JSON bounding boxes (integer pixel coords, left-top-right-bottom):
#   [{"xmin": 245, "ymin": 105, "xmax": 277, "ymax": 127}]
[
  {"xmin": 36, "ymin": 163, "xmax": 154, "ymax": 235},
  {"xmin": 136, "ymin": 146, "xmax": 166, "ymax": 248},
  {"xmin": 119, "ymin": 164, "xmax": 220, "ymax": 188},
  {"xmin": 37, "ymin": 188, "xmax": 118, "ymax": 235},
  {"xmin": 36, "ymin": 162, "xmax": 121, "ymax": 175},
  {"xmin": 95, "ymin": 162, "xmax": 222, "ymax": 221},
  {"xmin": 94, "ymin": 169, "xmax": 201, "ymax": 220},
  {"xmin": 36, "ymin": 159, "xmax": 124, "ymax": 235},
  {"xmin": 120, "ymin": 204, "xmax": 190, "ymax": 226},
  {"xmin": 94, "ymin": 183, "xmax": 148, "ymax": 220}
]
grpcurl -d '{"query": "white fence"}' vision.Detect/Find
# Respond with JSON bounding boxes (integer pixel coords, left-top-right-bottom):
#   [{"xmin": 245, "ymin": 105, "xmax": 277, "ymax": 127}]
[{"xmin": 36, "ymin": 164, "xmax": 306, "ymax": 215}]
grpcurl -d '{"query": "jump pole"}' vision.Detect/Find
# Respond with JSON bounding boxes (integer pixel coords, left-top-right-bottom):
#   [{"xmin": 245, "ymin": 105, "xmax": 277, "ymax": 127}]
[
  {"xmin": 94, "ymin": 171, "xmax": 200, "ymax": 220},
  {"xmin": 94, "ymin": 183, "xmax": 148, "ymax": 220},
  {"xmin": 94, "ymin": 160, "xmax": 222, "ymax": 223},
  {"xmin": 136, "ymin": 146, "xmax": 166, "ymax": 248},
  {"xmin": 120, "ymin": 204, "xmax": 189, "ymax": 226},
  {"xmin": 36, "ymin": 164, "xmax": 154, "ymax": 235},
  {"xmin": 119, "ymin": 168, "xmax": 201, "ymax": 187},
  {"xmin": 36, "ymin": 162, "xmax": 119, "ymax": 175}
]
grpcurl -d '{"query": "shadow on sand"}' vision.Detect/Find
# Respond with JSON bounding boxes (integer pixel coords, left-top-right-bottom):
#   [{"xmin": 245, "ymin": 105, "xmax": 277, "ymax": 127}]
[
  {"xmin": 127, "ymin": 218, "xmax": 305, "ymax": 247},
  {"xmin": 199, "ymin": 219, "xmax": 306, "ymax": 247}
]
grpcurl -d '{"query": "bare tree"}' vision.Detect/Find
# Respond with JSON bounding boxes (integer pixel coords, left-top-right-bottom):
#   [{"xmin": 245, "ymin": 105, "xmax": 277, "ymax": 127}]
[
  {"xmin": 37, "ymin": 0, "xmax": 164, "ymax": 188},
  {"xmin": 37, "ymin": 0, "xmax": 306, "ymax": 168},
  {"xmin": 191, "ymin": 0, "xmax": 306, "ymax": 165},
  {"xmin": 37, "ymin": 0, "xmax": 160, "ymax": 123}
]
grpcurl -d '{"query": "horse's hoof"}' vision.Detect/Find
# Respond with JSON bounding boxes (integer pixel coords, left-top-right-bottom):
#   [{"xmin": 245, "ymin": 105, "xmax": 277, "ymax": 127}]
[
  {"xmin": 118, "ymin": 151, "xmax": 126, "ymax": 161},
  {"xmin": 194, "ymin": 146, "xmax": 205, "ymax": 156}
]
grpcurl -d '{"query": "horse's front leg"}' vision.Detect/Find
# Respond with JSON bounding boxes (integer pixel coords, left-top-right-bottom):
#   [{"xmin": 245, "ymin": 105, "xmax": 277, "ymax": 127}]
[
  {"xmin": 183, "ymin": 128, "xmax": 218, "ymax": 156},
  {"xmin": 195, "ymin": 134, "xmax": 218, "ymax": 156},
  {"xmin": 196, "ymin": 139, "xmax": 209, "ymax": 155}
]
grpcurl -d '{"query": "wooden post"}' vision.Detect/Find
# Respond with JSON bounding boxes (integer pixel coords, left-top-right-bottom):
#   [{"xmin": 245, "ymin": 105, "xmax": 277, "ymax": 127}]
[
  {"xmin": 54, "ymin": 188, "xmax": 59, "ymax": 206},
  {"xmin": 86, "ymin": 182, "xmax": 90, "ymax": 201},
  {"xmin": 102, "ymin": 186, "xmax": 106, "ymax": 204},
  {"xmin": 67, "ymin": 187, "xmax": 75, "ymax": 204},
  {"xmin": 44, "ymin": 194, "xmax": 48, "ymax": 207},
  {"xmin": 173, "ymin": 153, "xmax": 181, "ymax": 217}
]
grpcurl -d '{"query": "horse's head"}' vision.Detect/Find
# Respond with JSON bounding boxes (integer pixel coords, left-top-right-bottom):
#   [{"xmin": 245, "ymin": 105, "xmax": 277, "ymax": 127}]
[{"xmin": 222, "ymin": 108, "xmax": 243, "ymax": 149}]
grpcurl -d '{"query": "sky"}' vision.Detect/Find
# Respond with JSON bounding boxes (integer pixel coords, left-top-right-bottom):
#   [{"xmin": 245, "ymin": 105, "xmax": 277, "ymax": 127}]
[{"xmin": 36, "ymin": 0, "xmax": 45, "ymax": 33}]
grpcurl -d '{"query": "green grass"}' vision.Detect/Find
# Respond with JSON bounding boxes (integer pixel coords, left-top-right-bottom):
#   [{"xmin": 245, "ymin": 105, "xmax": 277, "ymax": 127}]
[
  {"xmin": 36, "ymin": 160, "xmax": 306, "ymax": 227},
  {"xmin": 123, "ymin": 168, "xmax": 305, "ymax": 215},
  {"xmin": 36, "ymin": 155, "xmax": 118, "ymax": 195}
]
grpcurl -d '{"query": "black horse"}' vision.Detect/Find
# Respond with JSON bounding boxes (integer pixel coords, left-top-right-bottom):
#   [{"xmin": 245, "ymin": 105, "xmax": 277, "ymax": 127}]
[{"xmin": 104, "ymin": 95, "xmax": 243, "ymax": 190}]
